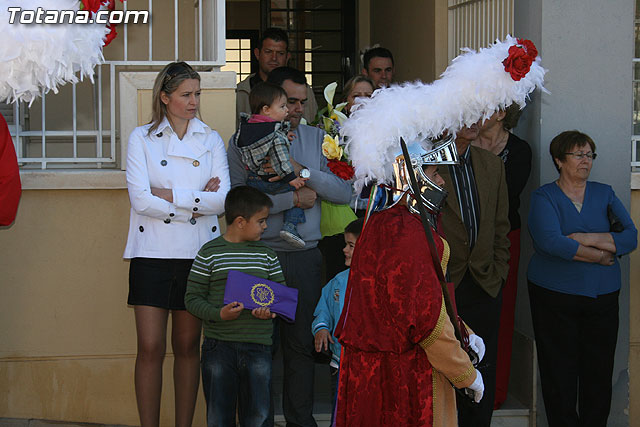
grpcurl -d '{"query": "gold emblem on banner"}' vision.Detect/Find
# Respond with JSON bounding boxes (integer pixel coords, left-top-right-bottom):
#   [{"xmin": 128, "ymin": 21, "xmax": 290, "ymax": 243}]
[{"xmin": 251, "ymin": 283, "xmax": 275, "ymax": 307}]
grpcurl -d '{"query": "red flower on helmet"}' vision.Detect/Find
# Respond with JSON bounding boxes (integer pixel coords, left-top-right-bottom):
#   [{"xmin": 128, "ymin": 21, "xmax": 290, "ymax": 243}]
[
  {"xmin": 502, "ymin": 45, "xmax": 533, "ymax": 81},
  {"xmin": 80, "ymin": 0, "xmax": 103, "ymax": 12},
  {"xmin": 103, "ymin": 24, "xmax": 118, "ymax": 47},
  {"xmin": 80, "ymin": 0, "xmax": 122, "ymax": 47},
  {"xmin": 517, "ymin": 38, "xmax": 538, "ymax": 61}
]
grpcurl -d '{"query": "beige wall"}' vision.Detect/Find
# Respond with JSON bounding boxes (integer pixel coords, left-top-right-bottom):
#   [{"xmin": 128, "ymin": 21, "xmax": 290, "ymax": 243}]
[
  {"xmin": 369, "ymin": 0, "xmax": 438, "ymax": 83},
  {"xmin": 0, "ymin": 192, "xmax": 210, "ymax": 426},
  {"xmin": 0, "ymin": 190, "xmax": 210, "ymax": 425},
  {"xmin": 433, "ymin": 0, "xmax": 449, "ymax": 77}
]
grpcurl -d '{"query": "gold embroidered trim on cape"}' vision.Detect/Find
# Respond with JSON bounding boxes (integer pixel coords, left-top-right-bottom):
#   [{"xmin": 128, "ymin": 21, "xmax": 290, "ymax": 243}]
[
  {"xmin": 440, "ymin": 237, "xmax": 450, "ymax": 276},
  {"xmin": 419, "ymin": 297, "xmax": 447, "ymax": 349},
  {"xmin": 450, "ymin": 364, "xmax": 475, "ymax": 385}
]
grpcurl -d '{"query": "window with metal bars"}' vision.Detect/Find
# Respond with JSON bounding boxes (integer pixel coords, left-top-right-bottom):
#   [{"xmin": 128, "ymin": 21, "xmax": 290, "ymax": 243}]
[
  {"xmin": 220, "ymin": 30, "xmax": 259, "ymax": 85},
  {"xmin": 265, "ymin": 0, "xmax": 356, "ymax": 107}
]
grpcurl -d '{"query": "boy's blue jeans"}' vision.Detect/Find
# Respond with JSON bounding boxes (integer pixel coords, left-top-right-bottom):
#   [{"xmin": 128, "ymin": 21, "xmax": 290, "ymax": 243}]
[
  {"xmin": 247, "ymin": 171, "xmax": 305, "ymax": 226},
  {"xmin": 201, "ymin": 337, "xmax": 272, "ymax": 427}
]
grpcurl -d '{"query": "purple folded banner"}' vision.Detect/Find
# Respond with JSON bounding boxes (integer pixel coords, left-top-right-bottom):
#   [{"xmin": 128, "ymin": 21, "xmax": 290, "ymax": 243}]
[{"xmin": 223, "ymin": 270, "xmax": 298, "ymax": 323}]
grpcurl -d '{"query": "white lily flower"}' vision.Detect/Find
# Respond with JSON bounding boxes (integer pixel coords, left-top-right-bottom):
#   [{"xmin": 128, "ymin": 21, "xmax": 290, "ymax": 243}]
[{"xmin": 324, "ymin": 81, "xmax": 338, "ymax": 106}]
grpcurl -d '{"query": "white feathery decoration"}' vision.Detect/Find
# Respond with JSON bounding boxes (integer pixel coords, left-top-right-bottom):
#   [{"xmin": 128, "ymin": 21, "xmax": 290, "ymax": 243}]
[
  {"xmin": 343, "ymin": 35, "xmax": 547, "ymax": 192},
  {"xmin": 0, "ymin": 0, "xmax": 110, "ymax": 105}
]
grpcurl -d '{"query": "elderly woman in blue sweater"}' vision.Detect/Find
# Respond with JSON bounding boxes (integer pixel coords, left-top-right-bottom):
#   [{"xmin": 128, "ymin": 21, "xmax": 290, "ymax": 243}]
[{"xmin": 527, "ymin": 130, "xmax": 637, "ymax": 427}]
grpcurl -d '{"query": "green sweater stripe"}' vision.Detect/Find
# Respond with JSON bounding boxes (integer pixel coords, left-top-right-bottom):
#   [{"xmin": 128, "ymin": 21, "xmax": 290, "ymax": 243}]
[{"xmin": 185, "ymin": 236, "xmax": 286, "ymax": 345}]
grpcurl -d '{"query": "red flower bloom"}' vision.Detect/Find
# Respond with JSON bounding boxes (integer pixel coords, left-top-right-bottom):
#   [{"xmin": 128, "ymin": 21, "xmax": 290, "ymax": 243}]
[
  {"xmin": 81, "ymin": 0, "xmax": 121, "ymax": 12},
  {"xmin": 502, "ymin": 45, "xmax": 533, "ymax": 81},
  {"xmin": 517, "ymin": 38, "xmax": 538, "ymax": 61},
  {"xmin": 80, "ymin": 0, "xmax": 103, "ymax": 12},
  {"xmin": 80, "ymin": 0, "xmax": 122, "ymax": 47},
  {"xmin": 327, "ymin": 159, "xmax": 354, "ymax": 180},
  {"xmin": 103, "ymin": 23, "xmax": 118, "ymax": 47}
]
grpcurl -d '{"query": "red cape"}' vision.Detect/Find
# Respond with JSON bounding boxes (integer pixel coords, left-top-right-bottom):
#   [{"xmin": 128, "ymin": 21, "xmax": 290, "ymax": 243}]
[{"xmin": 334, "ymin": 205, "xmax": 444, "ymax": 426}]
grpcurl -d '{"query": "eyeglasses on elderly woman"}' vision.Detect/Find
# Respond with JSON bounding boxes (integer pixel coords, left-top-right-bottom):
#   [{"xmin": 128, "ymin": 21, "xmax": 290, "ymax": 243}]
[{"xmin": 564, "ymin": 151, "xmax": 597, "ymax": 160}]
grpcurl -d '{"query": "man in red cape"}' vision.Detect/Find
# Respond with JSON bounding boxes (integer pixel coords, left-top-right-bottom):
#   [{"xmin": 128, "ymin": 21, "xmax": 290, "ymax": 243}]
[{"xmin": 333, "ymin": 146, "xmax": 484, "ymax": 427}]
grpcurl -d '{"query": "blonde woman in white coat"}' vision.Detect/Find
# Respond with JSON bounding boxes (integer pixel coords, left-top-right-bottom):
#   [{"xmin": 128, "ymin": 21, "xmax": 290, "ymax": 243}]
[{"xmin": 123, "ymin": 61, "xmax": 230, "ymax": 427}]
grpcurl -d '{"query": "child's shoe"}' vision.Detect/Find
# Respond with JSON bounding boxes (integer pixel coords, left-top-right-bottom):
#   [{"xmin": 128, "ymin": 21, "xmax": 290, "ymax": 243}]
[{"xmin": 280, "ymin": 222, "xmax": 306, "ymax": 248}]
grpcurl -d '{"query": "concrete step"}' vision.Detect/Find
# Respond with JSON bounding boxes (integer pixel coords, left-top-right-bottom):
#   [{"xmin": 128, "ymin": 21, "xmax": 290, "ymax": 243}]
[
  {"xmin": 274, "ymin": 394, "xmax": 532, "ymax": 427},
  {"xmin": 492, "ymin": 394, "xmax": 531, "ymax": 427}
]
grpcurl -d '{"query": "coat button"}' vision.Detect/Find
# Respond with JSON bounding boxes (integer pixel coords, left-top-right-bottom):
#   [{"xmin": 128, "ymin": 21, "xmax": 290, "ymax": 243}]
[
  {"xmin": 161, "ymin": 160, "xmax": 167, "ymax": 166},
  {"xmin": 156, "ymin": 132, "xmax": 163, "ymax": 137},
  {"xmin": 192, "ymin": 160, "xmax": 200, "ymax": 167},
  {"xmin": 139, "ymin": 226, "xmax": 144, "ymax": 232},
  {"xmin": 195, "ymin": 198, "xmax": 200, "ymax": 203},
  {"xmin": 193, "ymin": 207, "xmax": 198, "ymax": 212},
  {"xmin": 211, "ymin": 226, "xmax": 217, "ymax": 232},
  {"xmin": 190, "ymin": 218, "xmax": 197, "ymax": 225},
  {"xmin": 164, "ymin": 218, "xmax": 171, "ymax": 224},
  {"xmin": 169, "ymin": 212, "xmax": 175, "ymax": 217}
]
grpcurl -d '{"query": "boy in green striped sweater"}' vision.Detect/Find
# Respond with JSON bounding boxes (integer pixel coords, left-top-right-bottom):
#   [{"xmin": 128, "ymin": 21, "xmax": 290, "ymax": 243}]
[{"xmin": 185, "ymin": 186, "xmax": 286, "ymax": 427}]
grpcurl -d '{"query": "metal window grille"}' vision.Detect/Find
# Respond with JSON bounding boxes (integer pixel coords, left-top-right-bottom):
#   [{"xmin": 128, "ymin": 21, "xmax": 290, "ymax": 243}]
[
  {"xmin": 305, "ymin": 39, "xmax": 313, "ymax": 87},
  {"xmin": 6, "ymin": 0, "xmax": 225, "ymax": 170},
  {"xmin": 632, "ymin": 135, "xmax": 640, "ymax": 170},
  {"xmin": 447, "ymin": 0, "xmax": 513, "ymax": 61},
  {"xmin": 220, "ymin": 38, "xmax": 252, "ymax": 84},
  {"xmin": 267, "ymin": 0, "xmax": 355, "ymax": 104}
]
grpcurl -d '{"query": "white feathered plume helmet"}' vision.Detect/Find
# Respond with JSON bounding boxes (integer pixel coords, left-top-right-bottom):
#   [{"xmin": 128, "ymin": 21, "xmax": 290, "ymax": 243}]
[
  {"xmin": 343, "ymin": 35, "xmax": 547, "ymax": 193},
  {"xmin": 0, "ymin": 0, "xmax": 120, "ymax": 105}
]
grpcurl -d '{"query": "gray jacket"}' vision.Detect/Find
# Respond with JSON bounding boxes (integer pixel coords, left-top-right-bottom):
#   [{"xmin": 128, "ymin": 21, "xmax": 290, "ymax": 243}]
[{"xmin": 228, "ymin": 124, "xmax": 352, "ymax": 251}]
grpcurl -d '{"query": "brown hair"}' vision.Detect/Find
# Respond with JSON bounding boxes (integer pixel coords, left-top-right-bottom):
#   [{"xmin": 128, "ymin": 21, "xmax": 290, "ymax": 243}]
[
  {"xmin": 148, "ymin": 61, "xmax": 200, "ymax": 136},
  {"xmin": 342, "ymin": 75, "xmax": 375, "ymax": 104},
  {"xmin": 549, "ymin": 130, "xmax": 597, "ymax": 172},
  {"xmin": 249, "ymin": 82, "xmax": 288, "ymax": 115},
  {"xmin": 501, "ymin": 102, "xmax": 523, "ymax": 130}
]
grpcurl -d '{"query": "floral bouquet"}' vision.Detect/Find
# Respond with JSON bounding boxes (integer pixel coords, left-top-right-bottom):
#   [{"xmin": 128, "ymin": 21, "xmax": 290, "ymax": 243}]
[
  {"xmin": 315, "ymin": 82, "xmax": 357, "ymax": 237},
  {"xmin": 317, "ymin": 82, "xmax": 355, "ymax": 181}
]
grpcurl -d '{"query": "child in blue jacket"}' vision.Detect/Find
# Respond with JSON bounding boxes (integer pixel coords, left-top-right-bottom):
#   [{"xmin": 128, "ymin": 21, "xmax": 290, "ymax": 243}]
[{"xmin": 311, "ymin": 217, "xmax": 364, "ymax": 417}]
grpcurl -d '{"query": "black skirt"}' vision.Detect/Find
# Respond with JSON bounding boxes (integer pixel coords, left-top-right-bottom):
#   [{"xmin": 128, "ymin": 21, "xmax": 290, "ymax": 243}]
[{"xmin": 128, "ymin": 258, "xmax": 194, "ymax": 310}]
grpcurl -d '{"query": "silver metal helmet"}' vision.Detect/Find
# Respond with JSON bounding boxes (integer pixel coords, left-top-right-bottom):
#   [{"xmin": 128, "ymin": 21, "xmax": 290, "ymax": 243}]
[{"xmin": 369, "ymin": 133, "xmax": 458, "ymax": 216}]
